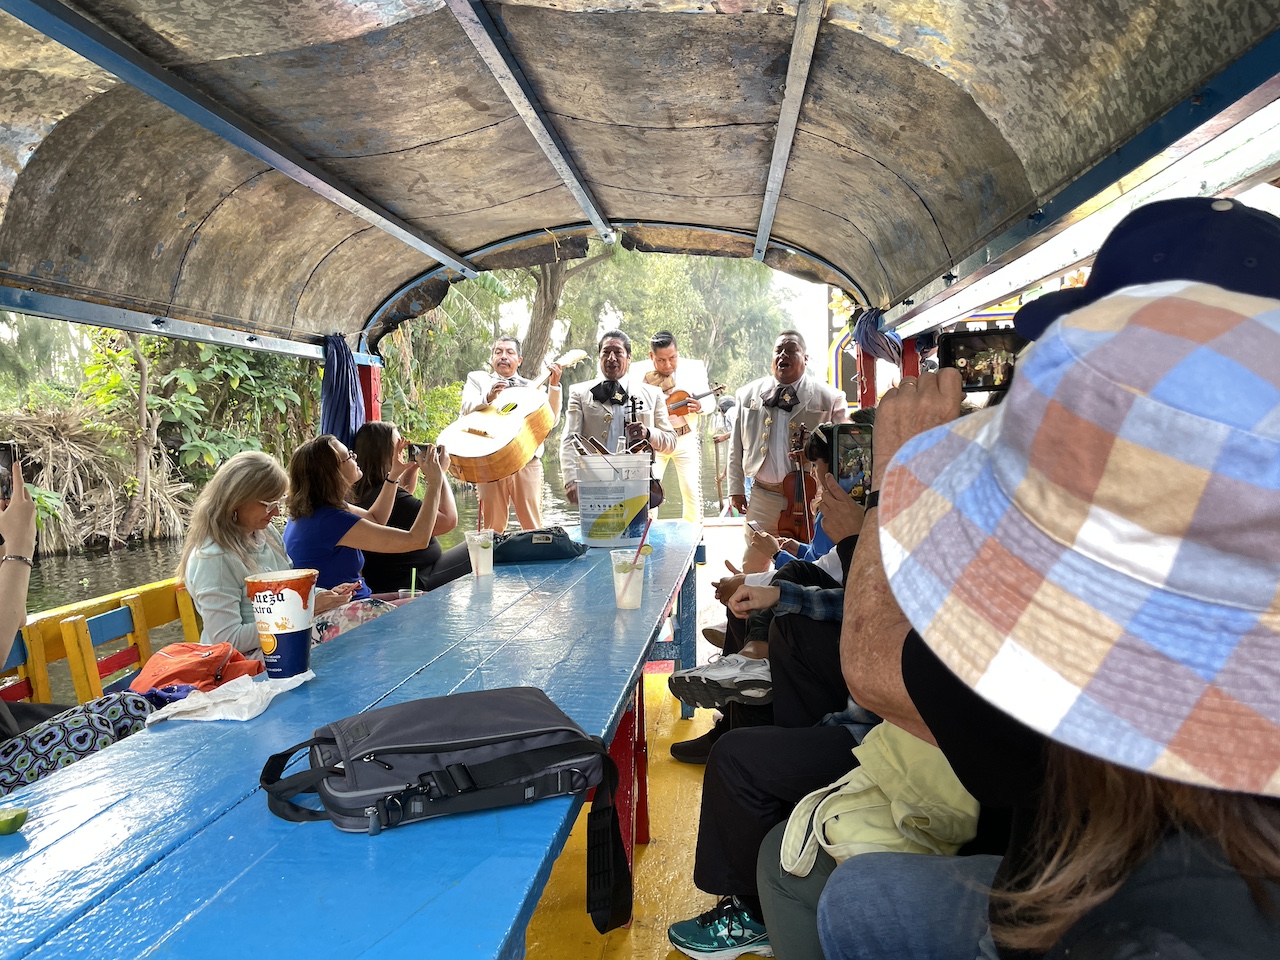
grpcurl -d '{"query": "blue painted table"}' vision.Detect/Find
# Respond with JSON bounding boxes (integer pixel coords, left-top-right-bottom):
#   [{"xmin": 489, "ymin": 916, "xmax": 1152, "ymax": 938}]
[{"xmin": 0, "ymin": 521, "xmax": 698, "ymax": 960}]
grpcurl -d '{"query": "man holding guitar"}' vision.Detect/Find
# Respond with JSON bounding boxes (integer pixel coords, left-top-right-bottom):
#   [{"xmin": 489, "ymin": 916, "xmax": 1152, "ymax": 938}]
[
  {"xmin": 729, "ymin": 331, "xmax": 849, "ymax": 572},
  {"xmin": 561, "ymin": 330, "xmax": 678, "ymax": 505},
  {"xmin": 461, "ymin": 336, "xmax": 564, "ymax": 531},
  {"xmin": 630, "ymin": 330, "xmax": 719, "ymax": 525}
]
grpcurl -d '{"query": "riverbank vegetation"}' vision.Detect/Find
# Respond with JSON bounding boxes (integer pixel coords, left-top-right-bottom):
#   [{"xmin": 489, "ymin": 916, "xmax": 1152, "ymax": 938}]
[{"xmin": 0, "ymin": 248, "xmax": 798, "ymax": 554}]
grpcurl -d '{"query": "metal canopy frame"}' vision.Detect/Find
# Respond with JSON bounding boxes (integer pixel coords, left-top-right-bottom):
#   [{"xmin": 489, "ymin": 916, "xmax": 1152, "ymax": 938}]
[
  {"xmin": 443, "ymin": 0, "xmax": 616, "ymax": 245},
  {"xmin": 0, "ymin": 285, "xmax": 379, "ymax": 364},
  {"xmin": 0, "ymin": 0, "xmax": 480, "ymax": 280},
  {"xmin": 754, "ymin": 0, "xmax": 824, "ymax": 262}
]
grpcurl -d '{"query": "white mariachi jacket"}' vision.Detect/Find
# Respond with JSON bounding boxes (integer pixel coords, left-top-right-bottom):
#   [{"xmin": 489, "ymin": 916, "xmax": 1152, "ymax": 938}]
[
  {"xmin": 728, "ymin": 374, "xmax": 849, "ymax": 498},
  {"xmin": 560, "ymin": 377, "xmax": 677, "ymax": 487}
]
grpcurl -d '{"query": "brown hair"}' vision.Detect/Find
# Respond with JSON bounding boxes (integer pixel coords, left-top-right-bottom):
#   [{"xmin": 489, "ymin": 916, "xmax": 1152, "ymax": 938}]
[
  {"xmin": 177, "ymin": 451, "xmax": 287, "ymax": 578},
  {"xmin": 991, "ymin": 743, "xmax": 1280, "ymax": 951},
  {"xmin": 352, "ymin": 421, "xmax": 396, "ymax": 504},
  {"xmin": 286, "ymin": 435, "xmax": 350, "ymax": 519}
]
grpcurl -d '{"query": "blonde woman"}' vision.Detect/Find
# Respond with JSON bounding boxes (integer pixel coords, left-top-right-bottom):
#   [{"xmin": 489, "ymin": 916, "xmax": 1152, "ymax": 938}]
[{"xmin": 178, "ymin": 451, "xmax": 356, "ymax": 654}]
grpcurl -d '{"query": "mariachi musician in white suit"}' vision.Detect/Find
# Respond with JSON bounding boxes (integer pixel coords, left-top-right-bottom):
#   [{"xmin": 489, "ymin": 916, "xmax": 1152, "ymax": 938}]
[
  {"xmin": 561, "ymin": 330, "xmax": 678, "ymax": 504},
  {"xmin": 461, "ymin": 335, "xmax": 563, "ymax": 531},
  {"xmin": 729, "ymin": 330, "xmax": 849, "ymax": 571}
]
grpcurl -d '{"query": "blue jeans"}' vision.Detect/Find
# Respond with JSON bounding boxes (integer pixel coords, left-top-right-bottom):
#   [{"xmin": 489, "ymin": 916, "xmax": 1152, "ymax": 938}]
[{"xmin": 817, "ymin": 852, "xmax": 1002, "ymax": 960}]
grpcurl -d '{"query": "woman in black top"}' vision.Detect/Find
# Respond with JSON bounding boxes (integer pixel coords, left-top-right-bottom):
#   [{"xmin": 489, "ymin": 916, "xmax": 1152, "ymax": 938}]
[{"xmin": 351, "ymin": 421, "xmax": 469, "ymax": 593}]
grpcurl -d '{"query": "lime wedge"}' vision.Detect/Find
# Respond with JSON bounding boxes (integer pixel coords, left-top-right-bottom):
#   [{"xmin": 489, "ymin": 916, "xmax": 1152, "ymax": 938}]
[
  {"xmin": 639, "ymin": 544, "xmax": 654, "ymax": 556},
  {"xmin": 0, "ymin": 808, "xmax": 28, "ymax": 835}
]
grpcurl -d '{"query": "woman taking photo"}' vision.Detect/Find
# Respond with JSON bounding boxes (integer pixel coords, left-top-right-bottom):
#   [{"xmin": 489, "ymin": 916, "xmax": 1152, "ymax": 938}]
[
  {"xmin": 283, "ymin": 434, "xmax": 451, "ymax": 603},
  {"xmin": 179, "ymin": 450, "xmax": 358, "ymax": 653},
  {"xmin": 351, "ymin": 421, "xmax": 469, "ymax": 594}
]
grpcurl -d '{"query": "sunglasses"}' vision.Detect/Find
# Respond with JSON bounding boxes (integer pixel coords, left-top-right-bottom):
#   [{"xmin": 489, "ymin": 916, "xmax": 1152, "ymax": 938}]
[{"xmin": 258, "ymin": 499, "xmax": 285, "ymax": 513}]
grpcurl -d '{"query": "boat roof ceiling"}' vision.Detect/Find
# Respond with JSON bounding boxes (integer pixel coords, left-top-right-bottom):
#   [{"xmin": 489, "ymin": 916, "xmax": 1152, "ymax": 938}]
[{"xmin": 2, "ymin": 0, "xmax": 1279, "ymax": 354}]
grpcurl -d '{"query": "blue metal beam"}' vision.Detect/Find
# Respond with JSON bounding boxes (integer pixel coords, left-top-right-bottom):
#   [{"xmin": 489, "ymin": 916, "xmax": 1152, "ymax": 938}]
[
  {"xmin": 0, "ymin": 0, "xmax": 479, "ymax": 279},
  {"xmin": 755, "ymin": 0, "xmax": 824, "ymax": 262},
  {"xmin": 885, "ymin": 26, "xmax": 1280, "ymax": 328},
  {"xmin": 0, "ymin": 285, "xmax": 381, "ymax": 365},
  {"xmin": 363, "ymin": 220, "xmax": 868, "ymax": 343},
  {"xmin": 443, "ymin": 0, "xmax": 615, "ymax": 245}
]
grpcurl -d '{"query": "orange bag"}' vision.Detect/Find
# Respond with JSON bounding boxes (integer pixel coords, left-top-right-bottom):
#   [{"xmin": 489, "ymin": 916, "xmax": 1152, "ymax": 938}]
[{"xmin": 129, "ymin": 642, "xmax": 264, "ymax": 693}]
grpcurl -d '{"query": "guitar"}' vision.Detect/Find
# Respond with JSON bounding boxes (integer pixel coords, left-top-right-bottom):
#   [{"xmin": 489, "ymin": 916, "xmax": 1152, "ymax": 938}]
[
  {"xmin": 438, "ymin": 349, "xmax": 589, "ymax": 485},
  {"xmin": 665, "ymin": 383, "xmax": 726, "ymax": 416}
]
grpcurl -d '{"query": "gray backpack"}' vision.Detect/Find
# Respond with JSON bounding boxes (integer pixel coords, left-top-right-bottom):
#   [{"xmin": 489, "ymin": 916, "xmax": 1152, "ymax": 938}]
[{"xmin": 260, "ymin": 685, "xmax": 631, "ymax": 932}]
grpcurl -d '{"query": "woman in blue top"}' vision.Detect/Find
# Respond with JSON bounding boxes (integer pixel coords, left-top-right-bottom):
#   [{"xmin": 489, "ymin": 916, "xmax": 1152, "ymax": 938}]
[{"xmin": 283, "ymin": 435, "xmax": 448, "ymax": 602}]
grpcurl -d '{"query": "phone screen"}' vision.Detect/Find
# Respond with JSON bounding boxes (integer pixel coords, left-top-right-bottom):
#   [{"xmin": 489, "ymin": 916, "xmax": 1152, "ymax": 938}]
[
  {"xmin": 746, "ymin": 520, "xmax": 763, "ymax": 534},
  {"xmin": 937, "ymin": 331, "xmax": 1028, "ymax": 393},
  {"xmin": 0, "ymin": 442, "xmax": 15, "ymax": 502},
  {"xmin": 834, "ymin": 424, "xmax": 873, "ymax": 505}
]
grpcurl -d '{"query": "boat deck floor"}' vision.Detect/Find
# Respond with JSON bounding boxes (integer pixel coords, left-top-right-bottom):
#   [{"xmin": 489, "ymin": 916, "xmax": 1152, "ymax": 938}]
[{"xmin": 526, "ymin": 518, "xmax": 761, "ymax": 960}]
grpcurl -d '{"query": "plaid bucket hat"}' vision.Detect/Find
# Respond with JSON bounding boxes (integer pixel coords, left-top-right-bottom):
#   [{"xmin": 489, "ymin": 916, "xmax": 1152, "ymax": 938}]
[{"xmin": 880, "ymin": 280, "xmax": 1280, "ymax": 796}]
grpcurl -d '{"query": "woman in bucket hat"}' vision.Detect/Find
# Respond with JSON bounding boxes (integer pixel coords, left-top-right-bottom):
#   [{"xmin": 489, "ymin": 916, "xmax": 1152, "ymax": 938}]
[{"xmin": 817, "ymin": 198, "xmax": 1280, "ymax": 959}]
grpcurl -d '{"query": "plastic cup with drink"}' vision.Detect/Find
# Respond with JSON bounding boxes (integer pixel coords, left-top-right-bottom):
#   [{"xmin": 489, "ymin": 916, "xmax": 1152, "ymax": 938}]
[
  {"xmin": 465, "ymin": 529, "xmax": 494, "ymax": 576},
  {"xmin": 245, "ymin": 568, "xmax": 319, "ymax": 678},
  {"xmin": 610, "ymin": 549, "xmax": 646, "ymax": 608}
]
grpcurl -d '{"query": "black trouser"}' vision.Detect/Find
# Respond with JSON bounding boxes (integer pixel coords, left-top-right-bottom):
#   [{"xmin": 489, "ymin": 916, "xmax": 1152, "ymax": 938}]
[
  {"xmin": 693, "ymin": 725, "xmax": 858, "ymax": 899},
  {"xmin": 723, "ymin": 560, "xmax": 841, "ymax": 656},
  {"xmin": 769, "ymin": 612, "xmax": 848, "ymax": 728}
]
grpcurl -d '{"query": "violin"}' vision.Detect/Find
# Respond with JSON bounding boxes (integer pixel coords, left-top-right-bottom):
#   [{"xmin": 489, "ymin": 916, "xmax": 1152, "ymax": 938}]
[
  {"xmin": 775, "ymin": 424, "xmax": 816, "ymax": 543},
  {"xmin": 665, "ymin": 383, "xmax": 726, "ymax": 416},
  {"xmin": 629, "ymin": 397, "xmax": 666, "ymax": 509}
]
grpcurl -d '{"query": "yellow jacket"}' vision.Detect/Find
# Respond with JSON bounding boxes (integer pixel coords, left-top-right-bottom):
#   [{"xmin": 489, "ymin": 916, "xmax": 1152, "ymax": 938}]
[{"xmin": 780, "ymin": 722, "xmax": 979, "ymax": 877}]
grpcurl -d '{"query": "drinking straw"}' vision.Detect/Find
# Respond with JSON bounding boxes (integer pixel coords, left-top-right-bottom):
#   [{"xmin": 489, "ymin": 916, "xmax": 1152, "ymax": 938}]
[
  {"xmin": 621, "ymin": 515, "xmax": 654, "ymax": 598},
  {"xmin": 409, "ymin": 567, "xmax": 417, "ymax": 598}
]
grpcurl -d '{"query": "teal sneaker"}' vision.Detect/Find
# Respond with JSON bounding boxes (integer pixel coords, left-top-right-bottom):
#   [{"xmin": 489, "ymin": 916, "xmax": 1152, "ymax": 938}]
[{"xmin": 667, "ymin": 897, "xmax": 773, "ymax": 960}]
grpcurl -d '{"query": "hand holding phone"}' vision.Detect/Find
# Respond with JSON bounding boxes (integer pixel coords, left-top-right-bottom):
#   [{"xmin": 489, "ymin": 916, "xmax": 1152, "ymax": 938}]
[{"xmin": 936, "ymin": 330, "xmax": 1028, "ymax": 393}]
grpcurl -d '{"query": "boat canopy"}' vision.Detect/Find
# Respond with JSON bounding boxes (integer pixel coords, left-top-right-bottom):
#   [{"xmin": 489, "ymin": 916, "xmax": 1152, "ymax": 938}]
[{"xmin": 1, "ymin": 0, "xmax": 1278, "ymax": 355}]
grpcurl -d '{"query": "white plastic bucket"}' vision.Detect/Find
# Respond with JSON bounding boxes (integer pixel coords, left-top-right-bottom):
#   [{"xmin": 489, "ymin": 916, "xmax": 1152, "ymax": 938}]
[{"xmin": 576, "ymin": 453, "xmax": 651, "ymax": 547}]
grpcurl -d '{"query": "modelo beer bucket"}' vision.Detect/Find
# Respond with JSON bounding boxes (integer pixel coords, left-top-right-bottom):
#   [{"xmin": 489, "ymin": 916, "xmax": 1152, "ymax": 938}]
[
  {"xmin": 576, "ymin": 453, "xmax": 650, "ymax": 548},
  {"xmin": 245, "ymin": 568, "xmax": 319, "ymax": 678}
]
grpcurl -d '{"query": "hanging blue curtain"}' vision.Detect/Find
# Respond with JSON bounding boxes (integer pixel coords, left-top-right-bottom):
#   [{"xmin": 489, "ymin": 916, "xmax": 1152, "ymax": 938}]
[
  {"xmin": 853, "ymin": 307, "xmax": 903, "ymax": 367},
  {"xmin": 320, "ymin": 334, "xmax": 365, "ymax": 448}
]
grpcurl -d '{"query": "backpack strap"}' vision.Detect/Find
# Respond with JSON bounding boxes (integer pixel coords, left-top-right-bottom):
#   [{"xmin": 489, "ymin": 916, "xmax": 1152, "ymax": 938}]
[
  {"xmin": 259, "ymin": 736, "xmax": 339, "ymax": 823},
  {"xmin": 425, "ymin": 735, "xmax": 632, "ymax": 933},
  {"xmin": 585, "ymin": 741, "xmax": 632, "ymax": 934}
]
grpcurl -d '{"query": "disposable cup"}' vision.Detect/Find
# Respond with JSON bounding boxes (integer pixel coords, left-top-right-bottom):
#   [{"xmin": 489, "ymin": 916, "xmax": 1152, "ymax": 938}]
[
  {"xmin": 610, "ymin": 550, "xmax": 645, "ymax": 609},
  {"xmin": 245, "ymin": 568, "xmax": 319, "ymax": 678},
  {"xmin": 397, "ymin": 588, "xmax": 421, "ymax": 600},
  {"xmin": 466, "ymin": 530, "xmax": 494, "ymax": 576}
]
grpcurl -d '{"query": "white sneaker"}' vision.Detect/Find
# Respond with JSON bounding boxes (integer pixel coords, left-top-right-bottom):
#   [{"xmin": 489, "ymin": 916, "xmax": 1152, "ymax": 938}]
[{"xmin": 668, "ymin": 654, "xmax": 772, "ymax": 709}]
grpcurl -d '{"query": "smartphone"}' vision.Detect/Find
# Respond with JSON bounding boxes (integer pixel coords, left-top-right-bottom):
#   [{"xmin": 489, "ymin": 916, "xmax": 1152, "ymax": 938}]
[
  {"xmin": 0, "ymin": 441, "xmax": 15, "ymax": 502},
  {"xmin": 937, "ymin": 330, "xmax": 1028, "ymax": 393},
  {"xmin": 406, "ymin": 442, "xmax": 429, "ymax": 459},
  {"xmin": 832, "ymin": 423, "xmax": 873, "ymax": 504},
  {"xmin": 746, "ymin": 520, "xmax": 764, "ymax": 534}
]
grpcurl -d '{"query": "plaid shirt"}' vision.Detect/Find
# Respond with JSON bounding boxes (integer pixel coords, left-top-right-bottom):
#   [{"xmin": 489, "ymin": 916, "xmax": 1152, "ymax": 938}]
[{"xmin": 774, "ymin": 580, "xmax": 844, "ymax": 622}]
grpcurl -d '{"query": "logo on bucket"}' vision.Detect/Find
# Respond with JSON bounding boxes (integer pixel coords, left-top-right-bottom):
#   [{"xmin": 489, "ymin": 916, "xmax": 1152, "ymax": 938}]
[{"xmin": 245, "ymin": 569, "xmax": 319, "ymax": 679}]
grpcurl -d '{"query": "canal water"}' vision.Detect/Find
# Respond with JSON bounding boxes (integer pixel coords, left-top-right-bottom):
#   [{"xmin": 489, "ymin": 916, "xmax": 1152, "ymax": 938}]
[{"xmin": 26, "ymin": 437, "xmax": 736, "ymax": 615}]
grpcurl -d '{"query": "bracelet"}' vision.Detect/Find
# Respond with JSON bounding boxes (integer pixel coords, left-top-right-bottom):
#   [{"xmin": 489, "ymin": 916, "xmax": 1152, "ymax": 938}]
[
  {"xmin": 384, "ymin": 475, "xmax": 397, "ymax": 485},
  {"xmin": 865, "ymin": 490, "xmax": 880, "ymax": 510},
  {"xmin": 1, "ymin": 554, "xmax": 33, "ymax": 567}
]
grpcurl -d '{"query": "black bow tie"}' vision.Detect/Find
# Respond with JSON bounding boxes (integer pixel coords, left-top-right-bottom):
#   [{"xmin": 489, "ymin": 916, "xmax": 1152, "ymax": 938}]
[
  {"xmin": 762, "ymin": 384, "xmax": 798, "ymax": 411},
  {"xmin": 591, "ymin": 380, "xmax": 628, "ymax": 405}
]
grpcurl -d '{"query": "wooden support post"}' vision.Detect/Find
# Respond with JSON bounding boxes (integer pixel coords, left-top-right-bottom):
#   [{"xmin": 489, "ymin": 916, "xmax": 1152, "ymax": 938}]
[
  {"xmin": 901, "ymin": 337, "xmax": 920, "ymax": 378},
  {"xmin": 856, "ymin": 345, "xmax": 877, "ymax": 409},
  {"xmin": 358, "ymin": 363, "xmax": 381, "ymax": 423}
]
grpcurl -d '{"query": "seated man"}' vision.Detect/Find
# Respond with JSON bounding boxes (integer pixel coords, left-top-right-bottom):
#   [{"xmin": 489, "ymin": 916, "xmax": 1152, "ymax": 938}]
[{"xmin": 668, "ymin": 459, "xmax": 864, "ymax": 721}]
